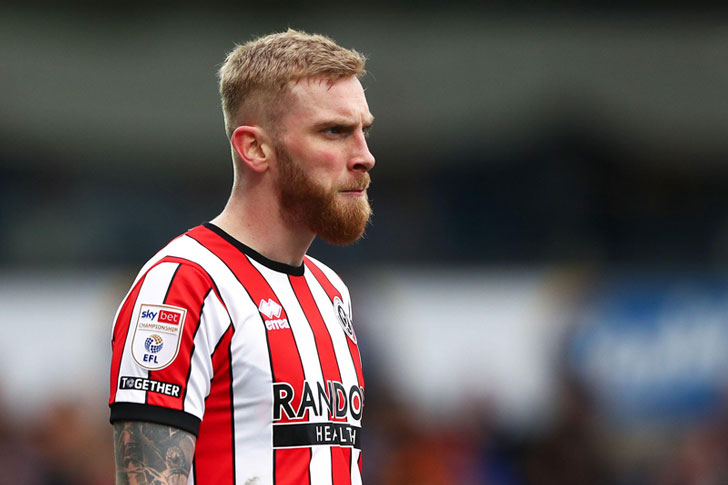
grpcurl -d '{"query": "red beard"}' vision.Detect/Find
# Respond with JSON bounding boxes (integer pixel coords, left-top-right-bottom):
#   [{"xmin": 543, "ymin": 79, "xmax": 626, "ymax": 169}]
[{"xmin": 275, "ymin": 144, "xmax": 372, "ymax": 245}]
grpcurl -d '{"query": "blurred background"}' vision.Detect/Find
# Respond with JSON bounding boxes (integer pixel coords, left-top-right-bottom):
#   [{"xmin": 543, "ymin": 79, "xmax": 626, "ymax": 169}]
[{"xmin": 3, "ymin": 3, "xmax": 728, "ymax": 484}]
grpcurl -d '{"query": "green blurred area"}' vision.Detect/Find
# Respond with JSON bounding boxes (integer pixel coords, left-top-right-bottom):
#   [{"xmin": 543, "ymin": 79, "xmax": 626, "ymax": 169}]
[{"xmin": 4, "ymin": 4, "xmax": 728, "ymax": 267}]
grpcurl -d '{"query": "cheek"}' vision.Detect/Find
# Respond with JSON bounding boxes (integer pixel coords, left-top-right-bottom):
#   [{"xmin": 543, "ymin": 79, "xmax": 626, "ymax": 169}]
[
  {"xmin": 291, "ymin": 144, "xmax": 344, "ymax": 174},
  {"xmin": 318, "ymin": 151, "xmax": 344, "ymax": 176}
]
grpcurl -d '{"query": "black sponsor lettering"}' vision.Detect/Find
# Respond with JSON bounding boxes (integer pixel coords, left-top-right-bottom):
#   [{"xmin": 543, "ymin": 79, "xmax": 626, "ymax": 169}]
[
  {"xmin": 296, "ymin": 382, "xmax": 316, "ymax": 419},
  {"xmin": 349, "ymin": 385, "xmax": 363, "ymax": 420},
  {"xmin": 273, "ymin": 380, "xmax": 364, "ymax": 421},
  {"xmin": 317, "ymin": 381, "xmax": 334, "ymax": 416},
  {"xmin": 119, "ymin": 376, "xmax": 181, "ymax": 397},
  {"xmin": 332, "ymin": 381, "xmax": 348, "ymax": 418},
  {"xmin": 272, "ymin": 383, "xmax": 295, "ymax": 421},
  {"xmin": 273, "ymin": 422, "xmax": 361, "ymax": 449}
]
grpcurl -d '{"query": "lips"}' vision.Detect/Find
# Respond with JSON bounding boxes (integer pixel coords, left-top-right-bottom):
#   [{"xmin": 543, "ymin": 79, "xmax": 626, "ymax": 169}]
[
  {"xmin": 338, "ymin": 175, "xmax": 370, "ymax": 193},
  {"xmin": 339, "ymin": 188, "xmax": 367, "ymax": 197},
  {"xmin": 339, "ymin": 182, "xmax": 369, "ymax": 193}
]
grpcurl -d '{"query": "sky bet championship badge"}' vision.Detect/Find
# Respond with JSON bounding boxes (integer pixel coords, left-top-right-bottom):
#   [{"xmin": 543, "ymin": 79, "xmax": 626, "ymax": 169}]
[{"xmin": 131, "ymin": 304, "xmax": 187, "ymax": 370}]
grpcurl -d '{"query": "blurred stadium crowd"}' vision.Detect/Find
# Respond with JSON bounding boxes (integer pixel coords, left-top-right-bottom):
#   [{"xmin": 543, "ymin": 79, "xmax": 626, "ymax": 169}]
[
  {"xmin": 4, "ymin": 3, "xmax": 728, "ymax": 484},
  {"xmin": 4, "ymin": 340, "xmax": 728, "ymax": 484}
]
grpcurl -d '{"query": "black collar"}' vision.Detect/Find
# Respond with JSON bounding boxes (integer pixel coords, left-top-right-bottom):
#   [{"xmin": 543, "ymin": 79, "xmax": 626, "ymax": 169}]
[{"xmin": 203, "ymin": 222, "xmax": 305, "ymax": 276}]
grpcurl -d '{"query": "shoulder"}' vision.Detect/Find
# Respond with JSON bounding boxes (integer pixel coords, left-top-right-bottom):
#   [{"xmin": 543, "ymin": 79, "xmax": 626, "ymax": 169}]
[
  {"xmin": 129, "ymin": 225, "xmax": 219, "ymax": 288},
  {"xmin": 115, "ymin": 226, "xmax": 227, "ymax": 319},
  {"xmin": 303, "ymin": 255, "xmax": 351, "ymax": 300},
  {"xmin": 304, "ymin": 255, "xmax": 345, "ymax": 284}
]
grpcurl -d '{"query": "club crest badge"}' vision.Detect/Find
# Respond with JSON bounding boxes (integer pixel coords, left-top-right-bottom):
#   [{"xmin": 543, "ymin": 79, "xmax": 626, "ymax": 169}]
[
  {"xmin": 131, "ymin": 303, "xmax": 187, "ymax": 370},
  {"xmin": 333, "ymin": 296, "xmax": 357, "ymax": 344}
]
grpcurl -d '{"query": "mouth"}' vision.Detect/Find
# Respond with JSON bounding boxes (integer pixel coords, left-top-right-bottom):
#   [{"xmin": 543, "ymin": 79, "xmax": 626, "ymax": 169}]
[
  {"xmin": 339, "ymin": 182, "xmax": 369, "ymax": 196},
  {"xmin": 339, "ymin": 187, "xmax": 368, "ymax": 196}
]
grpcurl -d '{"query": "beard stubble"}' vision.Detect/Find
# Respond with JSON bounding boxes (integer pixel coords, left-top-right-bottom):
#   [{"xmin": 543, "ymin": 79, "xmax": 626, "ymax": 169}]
[{"xmin": 275, "ymin": 145, "xmax": 372, "ymax": 245}]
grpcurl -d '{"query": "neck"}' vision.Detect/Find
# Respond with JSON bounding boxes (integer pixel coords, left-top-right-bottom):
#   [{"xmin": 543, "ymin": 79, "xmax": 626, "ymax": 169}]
[{"xmin": 210, "ymin": 184, "xmax": 315, "ymax": 267}]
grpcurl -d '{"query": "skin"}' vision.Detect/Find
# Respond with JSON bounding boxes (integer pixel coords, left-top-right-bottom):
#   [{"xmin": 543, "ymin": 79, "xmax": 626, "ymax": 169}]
[
  {"xmin": 274, "ymin": 76, "xmax": 375, "ymax": 201},
  {"xmin": 113, "ymin": 421, "xmax": 195, "ymax": 484},
  {"xmin": 212, "ymin": 75, "xmax": 375, "ymax": 266}
]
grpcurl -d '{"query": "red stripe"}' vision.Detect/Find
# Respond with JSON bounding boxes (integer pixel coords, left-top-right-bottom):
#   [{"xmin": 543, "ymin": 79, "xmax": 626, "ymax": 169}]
[
  {"xmin": 334, "ymin": 447, "xmax": 352, "ymax": 485},
  {"xmin": 194, "ymin": 325, "xmax": 235, "ymax": 485},
  {"xmin": 275, "ymin": 449, "xmax": 312, "ymax": 485},
  {"xmin": 289, "ymin": 275, "xmax": 350, "ymax": 485},
  {"xmin": 109, "ymin": 274, "xmax": 146, "ymax": 404},
  {"xmin": 187, "ymin": 226, "xmax": 311, "ymax": 485},
  {"xmin": 148, "ymin": 262, "xmax": 212, "ymax": 409},
  {"xmin": 158, "ymin": 256, "xmax": 227, "ymax": 310}
]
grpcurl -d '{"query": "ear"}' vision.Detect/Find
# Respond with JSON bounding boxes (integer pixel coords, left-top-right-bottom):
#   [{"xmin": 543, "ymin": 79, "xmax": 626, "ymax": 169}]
[{"xmin": 230, "ymin": 125, "xmax": 272, "ymax": 173}]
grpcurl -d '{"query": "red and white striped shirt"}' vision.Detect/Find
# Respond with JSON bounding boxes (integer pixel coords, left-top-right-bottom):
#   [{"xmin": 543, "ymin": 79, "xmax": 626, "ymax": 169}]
[{"xmin": 109, "ymin": 223, "xmax": 365, "ymax": 485}]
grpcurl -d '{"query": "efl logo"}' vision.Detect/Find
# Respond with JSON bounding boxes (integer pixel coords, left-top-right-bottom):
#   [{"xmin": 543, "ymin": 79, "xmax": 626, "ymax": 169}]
[
  {"xmin": 159, "ymin": 309, "xmax": 182, "ymax": 325},
  {"xmin": 131, "ymin": 303, "xmax": 187, "ymax": 370}
]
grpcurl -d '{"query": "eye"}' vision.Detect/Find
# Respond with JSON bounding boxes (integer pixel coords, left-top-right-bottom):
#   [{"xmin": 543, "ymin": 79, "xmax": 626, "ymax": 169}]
[
  {"xmin": 324, "ymin": 126, "xmax": 344, "ymax": 135},
  {"xmin": 363, "ymin": 125, "xmax": 373, "ymax": 138},
  {"xmin": 321, "ymin": 125, "xmax": 354, "ymax": 139}
]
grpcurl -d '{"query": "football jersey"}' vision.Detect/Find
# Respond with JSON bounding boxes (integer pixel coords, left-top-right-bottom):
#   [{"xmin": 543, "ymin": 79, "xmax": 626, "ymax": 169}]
[{"xmin": 109, "ymin": 223, "xmax": 365, "ymax": 485}]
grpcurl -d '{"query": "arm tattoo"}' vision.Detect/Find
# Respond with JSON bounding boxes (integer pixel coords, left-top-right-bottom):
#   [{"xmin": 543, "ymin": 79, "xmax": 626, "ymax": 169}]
[{"xmin": 113, "ymin": 421, "xmax": 196, "ymax": 485}]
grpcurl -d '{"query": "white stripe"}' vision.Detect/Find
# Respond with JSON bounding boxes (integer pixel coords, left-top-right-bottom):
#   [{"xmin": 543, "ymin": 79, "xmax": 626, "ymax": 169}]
[
  {"xmin": 183, "ymin": 290, "xmax": 230, "ymax": 418},
  {"xmin": 115, "ymin": 261, "xmax": 179, "ymax": 404},
  {"xmin": 350, "ymin": 449, "xmax": 362, "ymax": 485}
]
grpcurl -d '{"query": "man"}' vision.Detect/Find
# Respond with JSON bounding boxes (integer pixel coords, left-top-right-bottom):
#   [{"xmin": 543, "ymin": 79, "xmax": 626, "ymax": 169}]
[{"xmin": 109, "ymin": 29, "xmax": 375, "ymax": 485}]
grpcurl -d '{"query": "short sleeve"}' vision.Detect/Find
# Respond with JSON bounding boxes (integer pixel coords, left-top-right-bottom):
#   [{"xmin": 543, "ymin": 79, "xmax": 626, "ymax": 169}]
[{"xmin": 109, "ymin": 258, "xmax": 231, "ymax": 436}]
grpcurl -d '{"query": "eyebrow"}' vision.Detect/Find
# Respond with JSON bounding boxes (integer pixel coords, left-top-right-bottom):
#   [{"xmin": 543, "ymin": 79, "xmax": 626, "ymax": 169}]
[{"xmin": 313, "ymin": 115, "xmax": 375, "ymax": 131}]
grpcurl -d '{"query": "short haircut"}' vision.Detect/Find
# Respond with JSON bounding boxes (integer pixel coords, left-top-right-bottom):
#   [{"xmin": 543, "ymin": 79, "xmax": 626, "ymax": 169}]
[{"xmin": 218, "ymin": 29, "xmax": 367, "ymax": 138}]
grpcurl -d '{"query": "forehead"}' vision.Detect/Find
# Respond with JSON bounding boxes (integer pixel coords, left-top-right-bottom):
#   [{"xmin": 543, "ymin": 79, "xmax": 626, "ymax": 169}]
[{"xmin": 285, "ymin": 76, "xmax": 373, "ymax": 125}]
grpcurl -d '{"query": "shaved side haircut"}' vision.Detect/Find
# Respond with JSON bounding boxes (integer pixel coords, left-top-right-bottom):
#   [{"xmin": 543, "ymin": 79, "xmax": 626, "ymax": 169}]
[{"xmin": 219, "ymin": 29, "xmax": 367, "ymax": 137}]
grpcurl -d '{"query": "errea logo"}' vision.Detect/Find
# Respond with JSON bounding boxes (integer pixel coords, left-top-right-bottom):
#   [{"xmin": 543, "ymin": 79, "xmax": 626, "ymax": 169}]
[
  {"xmin": 259, "ymin": 299, "xmax": 282, "ymax": 319},
  {"xmin": 259, "ymin": 299, "xmax": 290, "ymax": 331}
]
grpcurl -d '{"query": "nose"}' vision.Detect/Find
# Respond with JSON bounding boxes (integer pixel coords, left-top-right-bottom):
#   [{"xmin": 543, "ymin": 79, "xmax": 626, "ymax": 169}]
[{"xmin": 350, "ymin": 131, "xmax": 375, "ymax": 172}]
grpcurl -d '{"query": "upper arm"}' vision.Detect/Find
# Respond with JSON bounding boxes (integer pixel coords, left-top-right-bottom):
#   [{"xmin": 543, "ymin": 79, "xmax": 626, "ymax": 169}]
[
  {"xmin": 110, "ymin": 258, "xmax": 231, "ymax": 433},
  {"xmin": 113, "ymin": 421, "xmax": 196, "ymax": 485}
]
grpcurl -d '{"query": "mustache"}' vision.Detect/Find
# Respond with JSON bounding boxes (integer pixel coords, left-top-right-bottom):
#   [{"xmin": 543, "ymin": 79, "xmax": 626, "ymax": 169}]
[{"xmin": 338, "ymin": 174, "xmax": 371, "ymax": 192}]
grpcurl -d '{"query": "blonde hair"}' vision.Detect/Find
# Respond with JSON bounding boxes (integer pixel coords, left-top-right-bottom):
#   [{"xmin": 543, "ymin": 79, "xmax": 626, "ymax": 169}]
[{"xmin": 218, "ymin": 29, "xmax": 366, "ymax": 137}]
